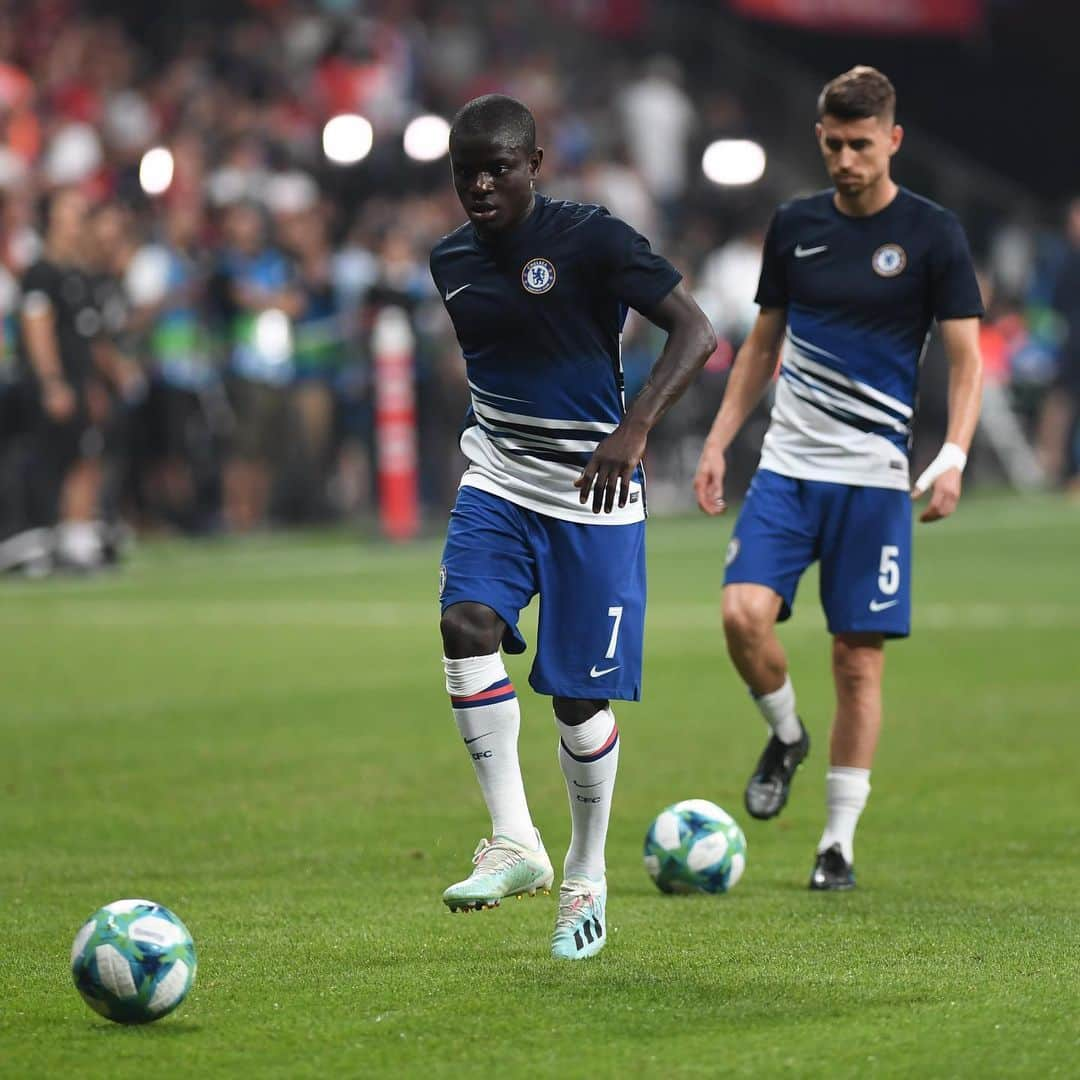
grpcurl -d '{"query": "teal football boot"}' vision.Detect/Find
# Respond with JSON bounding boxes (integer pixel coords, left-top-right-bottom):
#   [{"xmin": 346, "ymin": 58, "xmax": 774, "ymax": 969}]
[{"xmin": 551, "ymin": 877, "xmax": 607, "ymax": 960}]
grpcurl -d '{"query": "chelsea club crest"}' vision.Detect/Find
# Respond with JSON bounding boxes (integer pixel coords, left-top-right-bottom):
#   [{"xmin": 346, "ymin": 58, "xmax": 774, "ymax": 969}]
[
  {"xmin": 872, "ymin": 243, "xmax": 907, "ymax": 277},
  {"xmin": 521, "ymin": 258, "xmax": 556, "ymax": 294}
]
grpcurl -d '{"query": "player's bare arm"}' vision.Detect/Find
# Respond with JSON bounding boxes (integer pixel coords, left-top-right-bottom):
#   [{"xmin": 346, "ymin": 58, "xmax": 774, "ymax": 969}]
[
  {"xmin": 21, "ymin": 299, "xmax": 76, "ymax": 422},
  {"xmin": 912, "ymin": 316, "xmax": 983, "ymax": 523},
  {"xmin": 576, "ymin": 281, "xmax": 716, "ymax": 514},
  {"xmin": 93, "ymin": 340, "xmax": 146, "ymax": 402},
  {"xmin": 693, "ymin": 307, "xmax": 786, "ymax": 515}
]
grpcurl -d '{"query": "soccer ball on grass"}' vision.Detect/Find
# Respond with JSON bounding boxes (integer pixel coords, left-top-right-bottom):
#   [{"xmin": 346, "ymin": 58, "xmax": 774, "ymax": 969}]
[
  {"xmin": 644, "ymin": 799, "xmax": 747, "ymax": 894},
  {"xmin": 70, "ymin": 899, "xmax": 196, "ymax": 1023}
]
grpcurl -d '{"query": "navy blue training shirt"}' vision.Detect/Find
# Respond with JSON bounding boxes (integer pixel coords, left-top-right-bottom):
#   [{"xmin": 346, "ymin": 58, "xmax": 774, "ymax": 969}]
[
  {"xmin": 754, "ymin": 186, "xmax": 983, "ymax": 489},
  {"xmin": 430, "ymin": 195, "xmax": 681, "ymax": 522}
]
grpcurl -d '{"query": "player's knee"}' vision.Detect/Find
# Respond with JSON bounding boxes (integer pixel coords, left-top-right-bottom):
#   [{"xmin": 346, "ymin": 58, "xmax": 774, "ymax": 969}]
[
  {"xmin": 832, "ymin": 634, "xmax": 884, "ymax": 689},
  {"xmin": 553, "ymin": 697, "xmax": 609, "ymax": 725},
  {"xmin": 440, "ymin": 602, "xmax": 503, "ymax": 658},
  {"xmin": 722, "ymin": 590, "xmax": 773, "ymax": 646}
]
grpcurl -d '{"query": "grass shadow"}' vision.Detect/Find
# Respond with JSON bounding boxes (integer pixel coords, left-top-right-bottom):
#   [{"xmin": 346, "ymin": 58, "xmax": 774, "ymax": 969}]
[{"xmin": 87, "ymin": 1019, "xmax": 204, "ymax": 1038}]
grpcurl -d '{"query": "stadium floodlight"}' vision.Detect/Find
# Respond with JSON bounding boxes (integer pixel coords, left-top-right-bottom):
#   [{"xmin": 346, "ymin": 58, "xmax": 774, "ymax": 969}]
[
  {"xmin": 403, "ymin": 114, "xmax": 450, "ymax": 163},
  {"xmin": 139, "ymin": 147, "xmax": 175, "ymax": 197},
  {"xmin": 322, "ymin": 114, "xmax": 373, "ymax": 166},
  {"xmin": 702, "ymin": 139, "xmax": 766, "ymax": 186}
]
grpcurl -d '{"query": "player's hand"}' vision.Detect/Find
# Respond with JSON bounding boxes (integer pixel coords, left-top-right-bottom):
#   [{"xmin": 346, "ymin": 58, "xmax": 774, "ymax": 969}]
[
  {"xmin": 913, "ymin": 468, "xmax": 962, "ymax": 523},
  {"xmin": 115, "ymin": 360, "xmax": 147, "ymax": 404},
  {"xmin": 693, "ymin": 441, "xmax": 728, "ymax": 515},
  {"xmin": 42, "ymin": 377, "xmax": 76, "ymax": 422},
  {"xmin": 575, "ymin": 420, "xmax": 648, "ymax": 514},
  {"xmin": 912, "ymin": 442, "xmax": 967, "ymax": 523}
]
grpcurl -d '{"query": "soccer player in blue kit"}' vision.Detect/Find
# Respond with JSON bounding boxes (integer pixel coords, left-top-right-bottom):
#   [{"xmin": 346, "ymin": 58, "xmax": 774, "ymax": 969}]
[
  {"xmin": 431, "ymin": 95, "xmax": 715, "ymax": 958},
  {"xmin": 694, "ymin": 67, "xmax": 984, "ymax": 889}
]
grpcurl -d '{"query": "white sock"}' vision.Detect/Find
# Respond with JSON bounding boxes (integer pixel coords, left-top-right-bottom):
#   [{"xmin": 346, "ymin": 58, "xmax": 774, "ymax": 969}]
[
  {"xmin": 817, "ymin": 767, "xmax": 871, "ymax": 864},
  {"xmin": 753, "ymin": 675, "xmax": 802, "ymax": 744},
  {"xmin": 57, "ymin": 521, "xmax": 103, "ymax": 568},
  {"xmin": 557, "ymin": 707, "xmax": 619, "ymax": 883},
  {"xmin": 444, "ymin": 654, "xmax": 537, "ymax": 848}
]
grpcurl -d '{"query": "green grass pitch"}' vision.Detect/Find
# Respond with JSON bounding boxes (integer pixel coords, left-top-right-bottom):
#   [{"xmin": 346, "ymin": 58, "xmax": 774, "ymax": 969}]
[{"xmin": 2, "ymin": 494, "xmax": 1078, "ymax": 1078}]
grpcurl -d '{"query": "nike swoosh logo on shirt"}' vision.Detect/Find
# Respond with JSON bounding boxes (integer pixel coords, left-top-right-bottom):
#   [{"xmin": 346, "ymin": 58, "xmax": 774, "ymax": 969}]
[
  {"xmin": 463, "ymin": 731, "xmax": 493, "ymax": 744},
  {"xmin": 444, "ymin": 284, "xmax": 472, "ymax": 301},
  {"xmin": 589, "ymin": 664, "xmax": 620, "ymax": 678},
  {"xmin": 868, "ymin": 599, "xmax": 899, "ymax": 612},
  {"xmin": 794, "ymin": 244, "xmax": 828, "ymax": 258}
]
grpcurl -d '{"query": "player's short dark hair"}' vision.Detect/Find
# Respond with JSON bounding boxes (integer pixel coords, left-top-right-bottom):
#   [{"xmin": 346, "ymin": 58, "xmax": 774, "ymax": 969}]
[
  {"xmin": 817, "ymin": 66, "xmax": 896, "ymax": 123},
  {"xmin": 450, "ymin": 94, "xmax": 536, "ymax": 153}
]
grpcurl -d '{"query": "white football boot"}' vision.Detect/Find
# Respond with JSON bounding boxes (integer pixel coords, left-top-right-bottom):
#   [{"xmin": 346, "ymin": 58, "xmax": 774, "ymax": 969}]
[{"xmin": 442, "ymin": 831, "xmax": 554, "ymax": 913}]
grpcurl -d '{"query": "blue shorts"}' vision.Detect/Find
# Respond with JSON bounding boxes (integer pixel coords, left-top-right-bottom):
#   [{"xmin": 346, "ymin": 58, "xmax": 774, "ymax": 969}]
[
  {"xmin": 724, "ymin": 469, "xmax": 912, "ymax": 638},
  {"xmin": 440, "ymin": 487, "xmax": 646, "ymax": 700}
]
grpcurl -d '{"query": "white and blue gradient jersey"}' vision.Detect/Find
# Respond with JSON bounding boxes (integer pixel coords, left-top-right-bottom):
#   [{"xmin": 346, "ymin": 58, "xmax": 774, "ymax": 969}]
[
  {"xmin": 430, "ymin": 195, "xmax": 681, "ymax": 523},
  {"xmin": 755, "ymin": 187, "xmax": 983, "ymax": 490}
]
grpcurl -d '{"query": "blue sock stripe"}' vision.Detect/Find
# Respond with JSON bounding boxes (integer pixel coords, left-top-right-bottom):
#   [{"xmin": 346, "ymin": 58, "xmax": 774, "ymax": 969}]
[{"xmin": 559, "ymin": 726, "xmax": 619, "ymax": 764}]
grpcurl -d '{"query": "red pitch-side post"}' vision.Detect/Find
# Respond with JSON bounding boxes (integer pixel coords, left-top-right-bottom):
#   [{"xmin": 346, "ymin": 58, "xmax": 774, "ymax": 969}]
[{"xmin": 373, "ymin": 306, "xmax": 420, "ymax": 541}]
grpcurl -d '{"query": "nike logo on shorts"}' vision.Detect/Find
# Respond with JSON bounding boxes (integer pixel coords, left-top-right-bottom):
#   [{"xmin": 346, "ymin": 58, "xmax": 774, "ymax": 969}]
[
  {"xmin": 794, "ymin": 244, "xmax": 827, "ymax": 258},
  {"xmin": 589, "ymin": 664, "xmax": 619, "ymax": 678},
  {"xmin": 868, "ymin": 598, "xmax": 899, "ymax": 612},
  {"xmin": 444, "ymin": 284, "xmax": 471, "ymax": 301}
]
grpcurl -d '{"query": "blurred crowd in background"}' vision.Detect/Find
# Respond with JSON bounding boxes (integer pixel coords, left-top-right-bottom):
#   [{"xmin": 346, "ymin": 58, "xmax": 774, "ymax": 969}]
[{"xmin": 1, "ymin": 0, "xmax": 1078, "ymax": 573}]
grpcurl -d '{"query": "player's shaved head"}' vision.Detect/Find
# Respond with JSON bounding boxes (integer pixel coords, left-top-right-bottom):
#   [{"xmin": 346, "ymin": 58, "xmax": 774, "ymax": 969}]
[
  {"xmin": 818, "ymin": 66, "xmax": 896, "ymax": 124},
  {"xmin": 450, "ymin": 94, "xmax": 536, "ymax": 153},
  {"xmin": 448, "ymin": 94, "xmax": 542, "ymax": 237}
]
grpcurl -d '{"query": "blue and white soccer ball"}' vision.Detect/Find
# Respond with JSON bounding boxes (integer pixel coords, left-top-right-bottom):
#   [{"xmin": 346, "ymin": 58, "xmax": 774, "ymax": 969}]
[
  {"xmin": 70, "ymin": 899, "xmax": 196, "ymax": 1024},
  {"xmin": 644, "ymin": 799, "xmax": 747, "ymax": 894}
]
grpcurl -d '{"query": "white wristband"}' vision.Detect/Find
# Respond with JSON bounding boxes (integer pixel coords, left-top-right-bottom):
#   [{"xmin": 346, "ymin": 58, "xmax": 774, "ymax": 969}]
[{"xmin": 913, "ymin": 442, "xmax": 967, "ymax": 495}]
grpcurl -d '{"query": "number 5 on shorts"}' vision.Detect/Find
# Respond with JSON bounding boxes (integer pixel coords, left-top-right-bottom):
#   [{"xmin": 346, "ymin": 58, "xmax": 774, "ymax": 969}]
[
  {"xmin": 605, "ymin": 606, "xmax": 623, "ymax": 659},
  {"xmin": 878, "ymin": 545, "xmax": 901, "ymax": 595}
]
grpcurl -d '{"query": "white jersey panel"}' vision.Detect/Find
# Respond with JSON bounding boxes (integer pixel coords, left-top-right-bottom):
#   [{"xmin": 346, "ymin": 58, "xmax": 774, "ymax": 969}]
[
  {"xmin": 458, "ymin": 421, "xmax": 645, "ymax": 525},
  {"xmin": 758, "ymin": 335, "xmax": 912, "ymax": 491}
]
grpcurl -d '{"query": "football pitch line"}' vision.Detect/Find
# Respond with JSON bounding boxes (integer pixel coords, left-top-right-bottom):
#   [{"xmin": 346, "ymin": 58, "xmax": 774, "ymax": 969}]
[
  {"xmin": 0, "ymin": 493, "xmax": 1071, "ymax": 598},
  {"xmin": 1, "ymin": 600, "xmax": 1076, "ymax": 630},
  {"xmin": 0, "ymin": 544, "xmax": 428, "ymax": 593}
]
